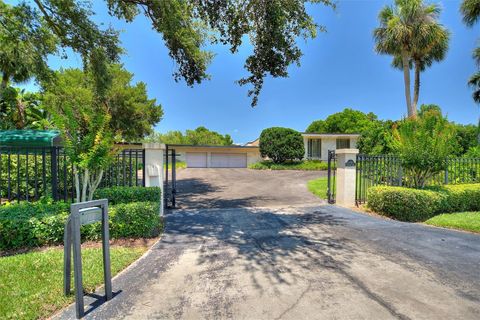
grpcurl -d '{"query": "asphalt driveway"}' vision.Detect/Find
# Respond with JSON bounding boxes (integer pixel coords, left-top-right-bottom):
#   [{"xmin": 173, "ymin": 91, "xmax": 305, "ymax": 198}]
[
  {"xmin": 56, "ymin": 205, "xmax": 480, "ymax": 320},
  {"xmin": 174, "ymin": 168, "xmax": 326, "ymax": 208}
]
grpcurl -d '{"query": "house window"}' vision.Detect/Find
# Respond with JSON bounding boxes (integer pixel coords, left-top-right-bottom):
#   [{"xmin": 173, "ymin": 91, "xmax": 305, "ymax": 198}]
[
  {"xmin": 336, "ymin": 138, "xmax": 350, "ymax": 149},
  {"xmin": 307, "ymin": 139, "xmax": 321, "ymax": 158}
]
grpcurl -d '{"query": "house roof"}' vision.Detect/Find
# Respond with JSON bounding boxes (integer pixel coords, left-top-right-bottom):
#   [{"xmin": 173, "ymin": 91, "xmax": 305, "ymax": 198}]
[
  {"xmin": 301, "ymin": 133, "xmax": 361, "ymax": 138},
  {"xmin": 165, "ymin": 144, "xmax": 259, "ymax": 149}
]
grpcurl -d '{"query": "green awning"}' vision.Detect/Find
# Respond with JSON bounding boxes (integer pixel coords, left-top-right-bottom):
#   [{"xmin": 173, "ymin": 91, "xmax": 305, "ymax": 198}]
[{"xmin": 0, "ymin": 130, "xmax": 62, "ymax": 147}]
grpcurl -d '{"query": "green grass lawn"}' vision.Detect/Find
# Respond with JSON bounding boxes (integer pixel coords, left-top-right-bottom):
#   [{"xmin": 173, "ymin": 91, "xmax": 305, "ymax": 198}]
[
  {"xmin": 307, "ymin": 177, "xmax": 328, "ymax": 199},
  {"xmin": 165, "ymin": 161, "xmax": 186, "ymax": 170},
  {"xmin": 425, "ymin": 212, "xmax": 480, "ymax": 233},
  {"xmin": 0, "ymin": 246, "xmax": 147, "ymax": 320},
  {"xmin": 249, "ymin": 160, "xmax": 328, "ymax": 171}
]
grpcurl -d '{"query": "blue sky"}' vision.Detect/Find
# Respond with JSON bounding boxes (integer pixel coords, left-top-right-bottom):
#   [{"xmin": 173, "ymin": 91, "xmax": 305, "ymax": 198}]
[{"xmin": 16, "ymin": 0, "xmax": 480, "ymax": 144}]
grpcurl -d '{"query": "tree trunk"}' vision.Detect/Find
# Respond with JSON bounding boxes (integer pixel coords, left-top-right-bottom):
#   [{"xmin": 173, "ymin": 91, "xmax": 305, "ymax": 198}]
[
  {"xmin": 402, "ymin": 53, "xmax": 415, "ymax": 118},
  {"xmin": 73, "ymin": 165, "xmax": 80, "ymax": 203},
  {"xmin": 413, "ymin": 60, "xmax": 421, "ymax": 112},
  {"xmin": 81, "ymin": 169, "xmax": 89, "ymax": 202},
  {"xmin": 88, "ymin": 170, "xmax": 103, "ymax": 201}
]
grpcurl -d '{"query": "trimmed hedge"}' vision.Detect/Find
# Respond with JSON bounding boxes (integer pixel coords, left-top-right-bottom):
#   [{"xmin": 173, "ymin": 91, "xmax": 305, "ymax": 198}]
[
  {"xmin": 249, "ymin": 160, "xmax": 328, "ymax": 171},
  {"xmin": 0, "ymin": 201, "xmax": 162, "ymax": 251},
  {"xmin": 94, "ymin": 186, "xmax": 161, "ymax": 204},
  {"xmin": 367, "ymin": 184, "xmax": 480, "ymax": 222}
]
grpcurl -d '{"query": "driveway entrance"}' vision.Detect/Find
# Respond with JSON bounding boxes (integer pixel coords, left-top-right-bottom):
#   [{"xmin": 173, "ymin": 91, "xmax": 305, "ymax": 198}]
[{"xmin": 174, "ymin": 168, "xmax": 326, "ymax": 208}]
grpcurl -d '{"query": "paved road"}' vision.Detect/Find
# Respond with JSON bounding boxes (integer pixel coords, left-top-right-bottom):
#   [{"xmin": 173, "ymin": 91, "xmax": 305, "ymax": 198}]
[
  {"xmin": 56, "ymin": 205, "xmax": 480, "ymax": 320},
  {"xmin": 174, "ymin": 168, "xmax": 326, "ymax": 208}
]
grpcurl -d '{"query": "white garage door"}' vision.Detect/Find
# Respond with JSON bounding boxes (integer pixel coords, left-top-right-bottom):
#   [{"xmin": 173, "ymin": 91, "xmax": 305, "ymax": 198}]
[
  {"xmin": 186, "ymin": 152, "xmax": 207, "ymax": 168},
  {"xmin": 211, "ymin": 153, "xmax": 247, "ymax": 168}
]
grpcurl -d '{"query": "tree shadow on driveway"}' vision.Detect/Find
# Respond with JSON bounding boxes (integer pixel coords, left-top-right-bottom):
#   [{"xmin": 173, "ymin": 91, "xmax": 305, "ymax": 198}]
[{"xmin": 163, "ymin": 207, "xmax": 355, "ymax": 294}]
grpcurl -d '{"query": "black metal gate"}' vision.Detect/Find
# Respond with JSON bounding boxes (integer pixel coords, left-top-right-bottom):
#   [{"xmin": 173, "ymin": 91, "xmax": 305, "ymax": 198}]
[
  {"xmin": 327, "ymin": 150, "xmax": 337, "ymax": 204},
  {"xmin": 164, "ymin": 145, "xmax": 177, "ymax": 208}
]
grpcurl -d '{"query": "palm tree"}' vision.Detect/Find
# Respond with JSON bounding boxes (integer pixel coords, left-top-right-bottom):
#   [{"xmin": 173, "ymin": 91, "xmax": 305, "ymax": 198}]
[
  {"xmin": 460, "ymin": 0, "xmax": 480, "ymax": 143},
  {"xmin": 374, "ymin": 0, "xmax": 448, "ymax": 117},
  {"xmin": 392, "ymin": 25, "xmax": 449, "ymax": 110}
]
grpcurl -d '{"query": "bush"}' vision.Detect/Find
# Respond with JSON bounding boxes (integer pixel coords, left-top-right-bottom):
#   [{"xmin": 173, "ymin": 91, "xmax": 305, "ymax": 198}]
[
  {"xmin": 0, "ymin": 200, "xmax": 162, "ymax": 251},
  {"xmin": 393, "ymin": 107, "xmax": 458, "ymax": 188},
  {"xmin": 94, "ymin": 186, "xmax": 161, "ymax": 204},
  {"xmin": 249, "ymin": 160, "xmax": 328, "ymax": 170},
  {"xmin": 110, "ymin": 202, "xmax": 161, "ymax": 238},
  {"xmin": 367, "ymin": 184, "xmax": 480, "ymax": 222},
  {"xmin": 259, "ymin": 127, "xmax": 304, "ymax": 163}
]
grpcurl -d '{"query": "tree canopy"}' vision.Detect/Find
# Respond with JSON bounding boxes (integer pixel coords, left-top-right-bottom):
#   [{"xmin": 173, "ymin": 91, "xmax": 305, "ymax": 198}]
[
  {"xmin": 147, "ymin": 127, "xmax": 233, "ymax": 146},
  {"xmin": 6, "ymin": 0, "xmax": 334, "ymax": 106}
]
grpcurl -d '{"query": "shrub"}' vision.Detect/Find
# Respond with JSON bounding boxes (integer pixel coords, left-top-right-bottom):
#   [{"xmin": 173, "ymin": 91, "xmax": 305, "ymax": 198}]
[
  {"xmin": 367, "ymin": 184, "xmax": 480, "ymax": 222},
  {"xmin": 94, "ymin": 186, "xmax": 161, "ymax": 204},
  {"xmin": 393, "ymin": 107, "xmax": 458, "ymax": 188},
  {"xmin": 249, "ymin": 160, "xmax": 328, "ymax": 170},
  {"xmin": 0, "ymin": 200, "xmax": 162, "ymax": 251},
  {"xmin": 110, "ymin": 202, "xmax": 162, "ymax": 238},
  {"xmin": 259, "ymin": 127, "xmax": 304, "ymax": 163}
]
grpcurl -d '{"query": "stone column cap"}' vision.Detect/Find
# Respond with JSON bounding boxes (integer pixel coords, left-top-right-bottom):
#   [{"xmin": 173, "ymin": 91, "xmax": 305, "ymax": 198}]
[
  {"xmin": 335, "ymin": 148, "xmax": 359, "ymax": 155},
  {"xmin": 142, "ymin": 143, "xmax": 166, "ymax": 149}
]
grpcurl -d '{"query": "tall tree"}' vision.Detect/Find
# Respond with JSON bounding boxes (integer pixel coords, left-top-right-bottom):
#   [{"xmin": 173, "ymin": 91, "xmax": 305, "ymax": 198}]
[
  {"xmin": 461, "ymin": 0, "xmax": 480, "ymax": 143},
  {"xmin": 374, "ymin": 0, "xmax": 449, "ymax": 117},
  {"xmin": 18, "ymin": 0, "xmax": 334, "ymax": 106},
  {"xmin": 0, "ymin": 2, "xmax": 57, "ymax": 88},
  {"xmin": 42, "ymin": 67, "xmax": 162, "ymax": 201}
]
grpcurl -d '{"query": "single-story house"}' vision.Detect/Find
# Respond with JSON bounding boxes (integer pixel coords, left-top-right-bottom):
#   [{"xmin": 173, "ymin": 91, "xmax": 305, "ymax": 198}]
[
  {"xmin": 169, "ymin": 133, "xmax": 359, "ymax": 168},
  {"xmin": 166, "ymin": 144, "xmax": 263, "ymax": 168},
  {"xmin": 302, "ymin": 133, "xmax": 360, "ymax": 161}
]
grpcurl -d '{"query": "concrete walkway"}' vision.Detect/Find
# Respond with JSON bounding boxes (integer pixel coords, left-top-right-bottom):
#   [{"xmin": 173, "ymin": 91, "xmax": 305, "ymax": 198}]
[{"xmin": 55, "ymin": 204, "xmax": 480, "ymax": 319}]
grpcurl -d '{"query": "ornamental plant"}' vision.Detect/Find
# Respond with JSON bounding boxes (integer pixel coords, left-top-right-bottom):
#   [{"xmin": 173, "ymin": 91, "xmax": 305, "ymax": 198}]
[
  {"xmin": 393, "ymin": 107, "xmax": 458, "ymax": 188},
  {"xmin": 259, "ymin": 127, "xmax": 304, "ymax": 163}
]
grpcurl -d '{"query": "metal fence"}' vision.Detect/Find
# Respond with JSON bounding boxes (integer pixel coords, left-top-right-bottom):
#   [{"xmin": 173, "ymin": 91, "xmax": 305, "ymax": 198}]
[
  {"xmin": 327, "ymin": 150, "xmax": 337, "ymax": 204},
  {"xmin": 355, "ymin": 154, "xmax": 480, "ymax": 205},
  {"xmin": 0, "ymin": 146, "xmax": 145, "ymax": 204}
]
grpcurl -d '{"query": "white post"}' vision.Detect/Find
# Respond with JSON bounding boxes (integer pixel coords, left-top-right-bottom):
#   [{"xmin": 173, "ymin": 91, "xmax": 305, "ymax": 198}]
[
  {"xmin": 142, "ymin": 143, "xmax": 165, "ymax": 216},
  {"xmin": 335, "ymin": 148, "xmax": 359, "ymax": 207}
]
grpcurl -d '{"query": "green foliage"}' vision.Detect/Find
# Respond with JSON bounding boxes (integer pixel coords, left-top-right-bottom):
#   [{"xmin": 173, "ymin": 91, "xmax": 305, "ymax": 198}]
[
  {"xmin": 105, "ymin": 64, "xmax": 163, "ymax": 140},
  {"xmin": 259, "ymin": 127, "xmax": 304, "ymax": 163},
  {"xmin": 367, "ymin": 184, "xmax": 480, "ymax": 222},
  {"xmin": 465, "ymin": 146, "xmax": 480, "ymax": 158},
  {"xmin": 307, "ymin": 177, "xmax": 328, "ymax": 199},
  {"xmin": 461, "ymin": 0, "xmax": 480, "ymax": 103},
  {"xmin": 249, "ymin": 160, "xmax": 328, "ymax": 171},
  {"xmin": 393, "ymin": 108, "xmax": 458, "ymax": 187},
  {"xmin": 367, "ymin": 186, "xmax": 443, "ymax": 221},
  {"xmin": 306, "ymin": 108, "xmax": 395, "ymax": 154},
  {"xmin": 94, "ymin": 186, "xmax": 161, "ymax": 205},
  {"xmin": 110, "ymin": 202, "xmax": 162, "ymax": 239},
  {"xmin": 0, "ymin": 2, "xmax": 57, "ymax": 87},
  {"xmin": 17, "ymin": 0, "xmax": 334, "ymax": 106},
  {"xmin": 0, "ymin": 246, "xmax": 145, "ymax": 320},
  {"xmin": 374, "ymin": 0, "xmax": 450, "ymax": 116},
  {"xmin": 0, "ymin": 87, "xmax": 53, "ymax": 130},
  {"xmin": 146, "ymin": 126, "xmax": 233, "ymax": 146},
  {"xmin": 306, "ymin": 108, "xmax": 376, "ymax": 134},
  {"xmin": 0, "ymin": 198, "xmax": 162, "ymax": 250},
  {"xmin": 426, "ymin": 211, "xmax": 480, "ymax": 233},
  {"xmin": 43, "ymin": 68, "xmax": 115, "ymax": 201}
]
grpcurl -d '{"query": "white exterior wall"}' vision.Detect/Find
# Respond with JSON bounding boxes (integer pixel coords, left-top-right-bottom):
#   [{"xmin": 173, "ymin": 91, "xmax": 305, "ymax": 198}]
[
  {"xmin": 303, "ymin": 136, "xmax": 359, "ymax": 161},
  {"xmin": 171, "ymin": 147, "xmax": 262, "ymax": 168}
]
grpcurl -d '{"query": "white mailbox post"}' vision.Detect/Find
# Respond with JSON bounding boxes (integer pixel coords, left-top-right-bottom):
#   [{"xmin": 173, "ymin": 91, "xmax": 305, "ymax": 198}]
[{"xmin": 143, "ymin": 143, "xmax": 165, "ymax": 216}]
